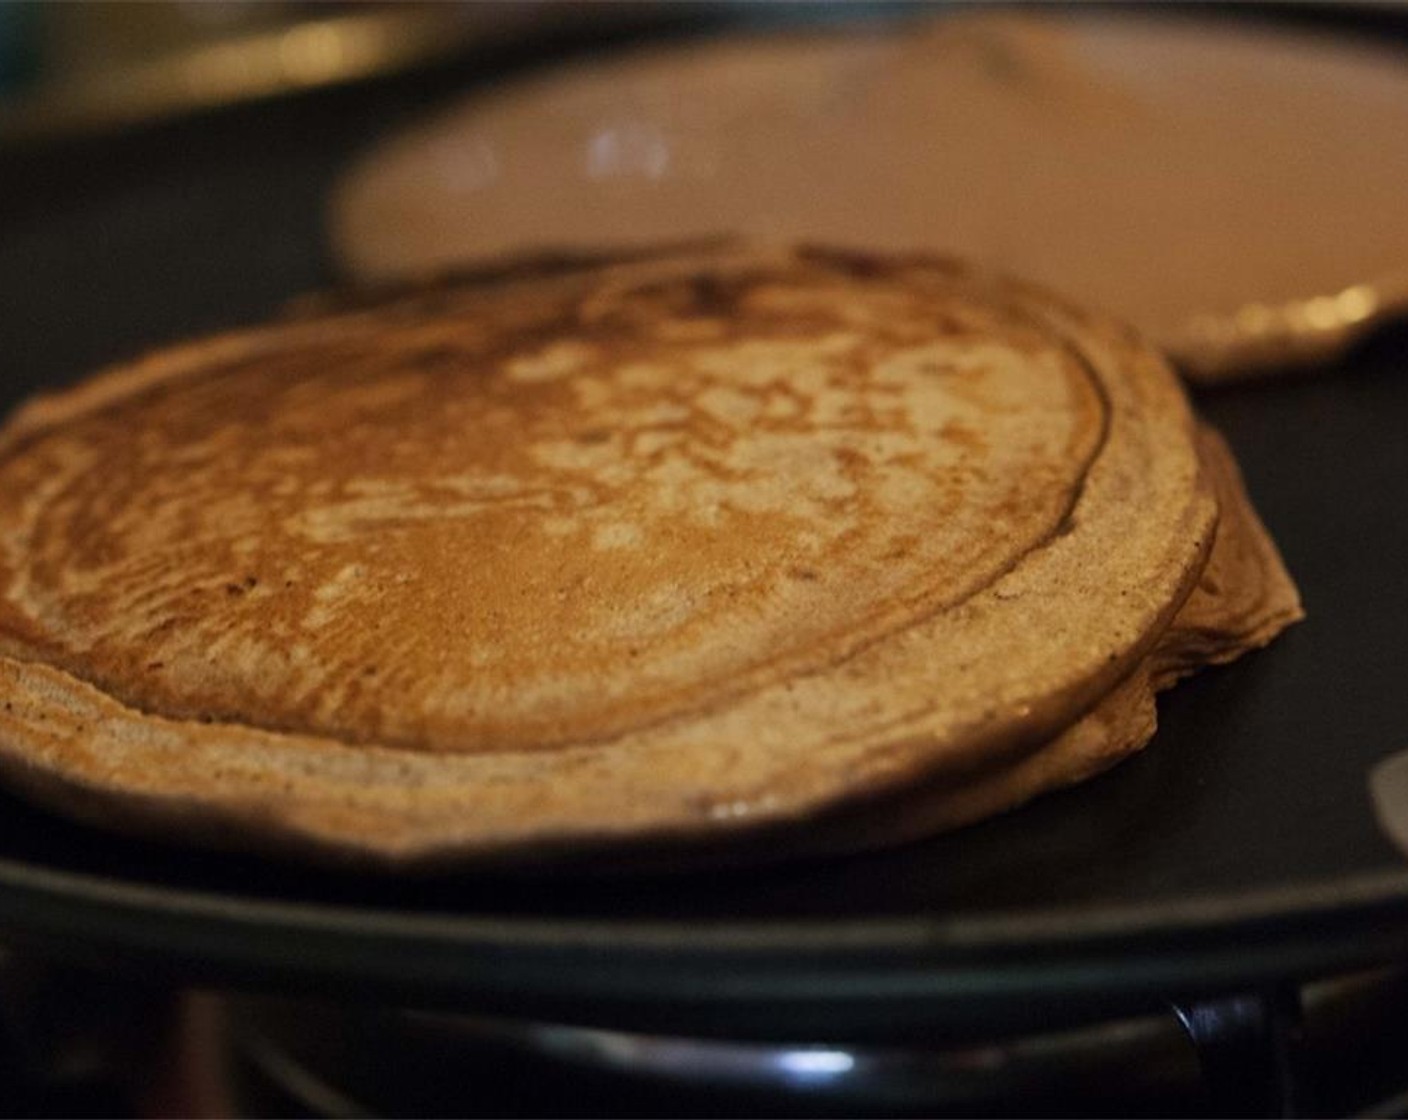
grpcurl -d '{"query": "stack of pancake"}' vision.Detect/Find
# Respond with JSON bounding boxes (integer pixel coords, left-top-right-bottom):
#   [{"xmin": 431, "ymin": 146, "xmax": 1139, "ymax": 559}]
[{"xmin": 0, "ymin": 246, "xmax": 1299, "ymax": 866}]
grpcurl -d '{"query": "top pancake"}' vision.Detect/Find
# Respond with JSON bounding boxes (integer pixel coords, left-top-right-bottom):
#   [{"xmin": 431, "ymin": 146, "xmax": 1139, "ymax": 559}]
[{"xmin": 0, "ymin": 247, "xmax": 1216, "ymax": 864}]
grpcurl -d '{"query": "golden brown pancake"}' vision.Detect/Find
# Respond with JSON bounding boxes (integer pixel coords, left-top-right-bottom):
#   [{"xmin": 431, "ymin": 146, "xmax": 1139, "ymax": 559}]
[{"xmin": 0, "ymin": 246, "xmax": 1300, "ymax": 866}]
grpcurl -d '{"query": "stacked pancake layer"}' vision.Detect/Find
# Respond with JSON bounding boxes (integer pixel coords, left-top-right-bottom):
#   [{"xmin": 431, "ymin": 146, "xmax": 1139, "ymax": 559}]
[{"xmin": 0, "ymin": 248, "xmax": 1300, "ymax": 865}]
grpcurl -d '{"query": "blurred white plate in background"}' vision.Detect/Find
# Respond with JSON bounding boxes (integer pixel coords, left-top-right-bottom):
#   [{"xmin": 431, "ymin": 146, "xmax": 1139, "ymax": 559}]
[{"xmin": 331, "ymin": 10, "xmax": 1408, "ymax": 380}]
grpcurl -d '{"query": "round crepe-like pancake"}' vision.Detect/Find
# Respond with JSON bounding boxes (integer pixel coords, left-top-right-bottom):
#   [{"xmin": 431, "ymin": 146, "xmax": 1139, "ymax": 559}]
[{"xmin": 0, "ymin": 247, "xmax": 1290, "ymax": 866}]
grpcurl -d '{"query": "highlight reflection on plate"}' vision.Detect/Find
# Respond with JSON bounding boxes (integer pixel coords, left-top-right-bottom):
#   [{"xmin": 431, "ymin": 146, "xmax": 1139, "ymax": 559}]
[{"xmin": 331, "ymin": 10, "xmax": 1408, "ymax": 381}]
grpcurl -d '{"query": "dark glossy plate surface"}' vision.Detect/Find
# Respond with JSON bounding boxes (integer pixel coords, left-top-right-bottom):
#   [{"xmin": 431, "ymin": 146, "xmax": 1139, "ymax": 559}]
[{"xmin": 1, "ymin": 4, "xmax": 1406, "ymax": 1042}]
